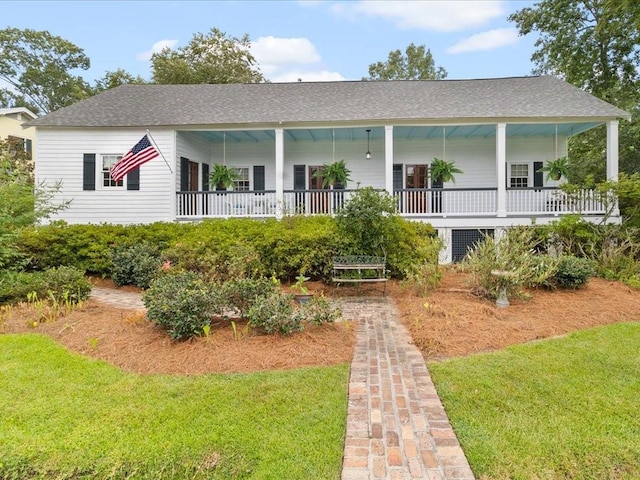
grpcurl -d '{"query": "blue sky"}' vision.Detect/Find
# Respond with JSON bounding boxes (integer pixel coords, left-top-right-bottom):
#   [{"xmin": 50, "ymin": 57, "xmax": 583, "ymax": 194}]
[{"xmin": 3, "ymin": 0, "xmax": 539, "ymax": 83}]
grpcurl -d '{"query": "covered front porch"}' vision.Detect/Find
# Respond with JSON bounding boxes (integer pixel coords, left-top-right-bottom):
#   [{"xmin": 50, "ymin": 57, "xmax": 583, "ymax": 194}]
[{"xmin": 174, "ymin": 120, "xmax": 620, "ymax": 221}]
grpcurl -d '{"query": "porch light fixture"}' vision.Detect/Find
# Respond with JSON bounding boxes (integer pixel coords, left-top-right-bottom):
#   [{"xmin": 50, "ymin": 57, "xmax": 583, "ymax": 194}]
[{"xmin": 366, "ymin": 129, "xmax": 372, "ymax": 160}]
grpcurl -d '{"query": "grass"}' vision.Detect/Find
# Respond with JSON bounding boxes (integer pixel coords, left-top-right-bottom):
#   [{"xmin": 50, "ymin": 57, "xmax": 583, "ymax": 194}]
[
  {"xmin": 429, "ymin": 322, "xmax": 640, "ymax": 480},
  {"xmin": 0, "ymin": 334, "xmax": 349, "ymax": 480}
]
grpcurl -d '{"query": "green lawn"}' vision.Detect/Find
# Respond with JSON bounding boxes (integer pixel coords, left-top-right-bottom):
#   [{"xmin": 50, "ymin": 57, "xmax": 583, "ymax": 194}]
[
  {"xmin": 0, "ymin": 334, "xmax": 349, "ymax": 480},
  {"xmin": 429, "ymin": 322, "xmax": 640, "ymax": 480}
]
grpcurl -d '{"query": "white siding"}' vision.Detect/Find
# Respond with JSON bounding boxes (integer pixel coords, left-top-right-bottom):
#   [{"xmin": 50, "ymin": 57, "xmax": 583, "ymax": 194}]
[{"xmin": 36, "ymin": 128, "xmax": 175, "ymax": 225}]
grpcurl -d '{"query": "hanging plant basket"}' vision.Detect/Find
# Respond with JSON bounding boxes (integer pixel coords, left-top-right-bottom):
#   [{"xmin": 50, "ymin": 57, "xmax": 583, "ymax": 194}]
[
  {"xmin": 209, "ymin": 164, "xmax": 240, "ymax": 190},
  {"xmin": 314, "ymin": 159, "xmax": 352, "ymax": 189},
  {"xmin": 537, "ymin": 157, "xmax": 569, "ymax": 181},
  {"xmin": 430, "ymin": 157, "xmax": 463, "ymax": 184}
]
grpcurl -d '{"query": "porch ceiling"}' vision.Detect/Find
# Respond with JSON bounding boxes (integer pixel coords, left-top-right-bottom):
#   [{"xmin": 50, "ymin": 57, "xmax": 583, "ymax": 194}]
[{"xmin": 189, "ymin": 121, "xmax": 603, "ymax": 143}]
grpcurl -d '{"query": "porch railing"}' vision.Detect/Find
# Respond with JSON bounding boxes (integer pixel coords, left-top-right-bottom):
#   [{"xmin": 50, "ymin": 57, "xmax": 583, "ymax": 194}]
[
  {"xmin": 394, "ymin": 188, "xmax": 497, "ymax": 216},
  {"xmin": 175, "ymin": 187, "xmax": 609, "ymax": 219},
  {"xmin": 506, "ymin": 188, "xmax": 608, "ymax": 215},
  {"xmin": 176, "ymin": 190, "xmax": 279, "ymax": 218}
]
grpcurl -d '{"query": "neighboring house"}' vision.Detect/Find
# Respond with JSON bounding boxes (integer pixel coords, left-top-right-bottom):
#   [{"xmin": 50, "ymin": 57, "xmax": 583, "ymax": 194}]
[
  {"xmin": 28, "ymin": 76, "xmax": 629, "ymax": 262},
  {"xmin": 0, "ymin": 107, "xmax": 38, "ymax": 159}
]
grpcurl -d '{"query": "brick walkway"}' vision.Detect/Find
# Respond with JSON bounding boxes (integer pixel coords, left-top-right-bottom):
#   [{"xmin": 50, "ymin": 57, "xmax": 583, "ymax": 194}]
[
  {"xmin": 339, "ymin": 297, "xmax": 475, "ymax": 480},
  {"xmin": 90, "ymin": 287, "xmax": 475, "ymax": 479}
]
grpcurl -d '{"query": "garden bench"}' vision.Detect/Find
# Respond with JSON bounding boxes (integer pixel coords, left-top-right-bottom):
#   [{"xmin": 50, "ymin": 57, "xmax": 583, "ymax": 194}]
[{"xmin": 332, "ymin": 255, "xmax": 387, "ymax": 295}]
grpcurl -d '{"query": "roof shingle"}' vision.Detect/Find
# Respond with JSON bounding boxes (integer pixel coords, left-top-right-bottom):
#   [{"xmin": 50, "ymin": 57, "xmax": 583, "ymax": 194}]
[{"xmin": 27, "ymin": 76, "xmax": 629, "ymax": 128}]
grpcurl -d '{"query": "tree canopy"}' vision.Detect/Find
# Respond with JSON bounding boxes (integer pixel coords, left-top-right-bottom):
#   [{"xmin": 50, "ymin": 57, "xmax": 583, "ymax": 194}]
[
  {"xmin": 365, "ymin": 43, "xmax": 447, "ymax": 81},
  {"xmin": 509, "ymin": 0, "xmax": 640, "ymax": 182},
  {"xmin": 93, "ymin": 69, "xmax": 147, "ymax": 94},
  {"xmin": 151, "ymin": 28, "xmax": 265, "ymax": 84},
  {"xmin": 0, "ymin": 28, "xmax": 93, "ymax": 114}
]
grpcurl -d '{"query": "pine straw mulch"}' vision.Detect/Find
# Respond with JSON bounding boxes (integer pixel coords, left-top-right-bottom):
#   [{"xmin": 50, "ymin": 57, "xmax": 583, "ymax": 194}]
[
  {"xmin": 389, "ymin": 267, "xmax": 640, "ymax": 360},
  {"xmin": 1, "ymin": 269, "xmax": 640, "ymax": 374}
]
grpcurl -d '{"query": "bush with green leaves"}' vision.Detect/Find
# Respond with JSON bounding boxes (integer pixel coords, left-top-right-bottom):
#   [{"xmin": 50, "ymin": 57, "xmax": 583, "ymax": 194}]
[
  {"xmin": 335, "ymin": 186, "xmax": 397, "ymax": 256},
  {"xmin": 0, "ymin": 266, "xmax": 90, "ymax": 304},
  {"xmin": 143, "ymin": 272, "xmax": 221, "ymax": 340},
  {"xmin": 553, "ymin": 255, "xmax": 596, "ymax": 289},
  {"xmin": 465, "ymin": 227, "xmax": 560, "ymax": 299},
  {"xmin": 110, "ymin": 242, "xmax": 163, "ymax": 288},
  {"xmin": 247, "ymin": 290, "xmax": 300, "ymax": 335},
  {"xmin": 219, "ymin": 277, "xmax": 277, "ymax": 317},
  {"xmin": 296, "ymin": 294, "xmax": 342, "ymax": 326}
]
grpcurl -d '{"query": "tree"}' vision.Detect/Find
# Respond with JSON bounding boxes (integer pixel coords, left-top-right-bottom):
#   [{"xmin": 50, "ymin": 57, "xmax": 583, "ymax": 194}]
[
  {"xmin": 365, "ymin": 43, "xmax": 447, "ymax": 81},
  {"xmin": 151, "ymin": 28, "xmax": 265, "ymax": 85},
  {"xmin": 0, "ymin": 138, "xmax": 69, "ymax": 268},
  {"xmin": 93, "ymin": 69, "xmax": 147, "ymax": 93},
  {"xmin": 0, "ymin": 28, "xmax": 92, "ymax": 114},
  {"xmin": 509, "ymin": 1, "xmax": 640, "ymax": 181}
]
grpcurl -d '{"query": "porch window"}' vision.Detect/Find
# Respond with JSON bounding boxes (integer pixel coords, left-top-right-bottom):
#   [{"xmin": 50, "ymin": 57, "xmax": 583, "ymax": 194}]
[
  {"xmin": 102, "ymin": 154, "xmax": 124, "ymax": 187},
  {"xmin": 510, "ymin": 163, "xmax": 529, "ymax": 188},
  {"xmin": 233, "ymin": 167, "xmax": 250, "ymax": 191},
  {"xmin": 406, "ymin": 164, "xmax": 429, "ymax": 188}
]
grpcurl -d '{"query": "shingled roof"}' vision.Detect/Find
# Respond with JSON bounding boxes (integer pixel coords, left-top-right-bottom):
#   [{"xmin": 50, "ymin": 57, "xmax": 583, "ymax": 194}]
[{"xmin": 28, "ymin": 76, "xmax": 629, "ymax": 128}]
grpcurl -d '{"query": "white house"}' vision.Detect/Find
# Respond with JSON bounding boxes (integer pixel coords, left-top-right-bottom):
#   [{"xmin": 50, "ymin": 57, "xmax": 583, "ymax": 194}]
[{"xmin": 29, "ymin": 76, "xmax": 629, "ymax": 262}]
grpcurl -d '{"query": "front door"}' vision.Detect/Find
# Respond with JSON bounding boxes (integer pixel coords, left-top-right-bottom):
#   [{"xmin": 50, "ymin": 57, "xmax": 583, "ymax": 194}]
[
  {"xmin": 309, "ymin": 166, "xmax": 329, "ymax": 214},
  {"xmin": 406, "ymin": 164, "xmax": 429, "ymax": 213}
]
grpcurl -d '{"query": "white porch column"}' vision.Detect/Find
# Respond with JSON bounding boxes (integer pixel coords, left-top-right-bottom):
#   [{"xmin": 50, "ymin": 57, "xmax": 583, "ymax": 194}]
[
  {"xmin": 496, "ymin": 123, "xmax": 507, "ymax": 217},
  {"xmin": 606, "ymin": 120, "xmax": 619, "ymax": 181},
  {"xmin": 275, "ymin": 128, "xmax": 284, "ymax": 219},
  {"xmin": 385, "ymin": 125, "xmax": 394, "ymax": 194}
]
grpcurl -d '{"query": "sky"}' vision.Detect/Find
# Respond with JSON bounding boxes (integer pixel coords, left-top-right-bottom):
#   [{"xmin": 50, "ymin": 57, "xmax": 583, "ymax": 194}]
[{"xmin": 3, "ymin": 0, "xmax": 540, "ymax": 84}]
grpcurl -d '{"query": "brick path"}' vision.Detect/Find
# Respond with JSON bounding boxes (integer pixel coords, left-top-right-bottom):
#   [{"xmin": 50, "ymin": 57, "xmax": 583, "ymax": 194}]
[
  {"xmin": 339, "ymin": 297, "xmax": 475, "ymax": 480},
  {"xmin": 90, "ymin": 287, "xmax": 475, "ymax": 479}
]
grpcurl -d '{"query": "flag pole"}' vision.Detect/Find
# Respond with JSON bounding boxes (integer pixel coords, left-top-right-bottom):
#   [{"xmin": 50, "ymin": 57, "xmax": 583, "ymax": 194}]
[{"xmin": 146, "ymin": 129, "xmax": 173, "ymax": 174}]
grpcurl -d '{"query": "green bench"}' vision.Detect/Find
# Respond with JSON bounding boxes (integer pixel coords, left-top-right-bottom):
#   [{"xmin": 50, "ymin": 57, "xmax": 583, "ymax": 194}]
[{"xmin": 332, "ymin": 255, "xmax": 387, "ymax": 295}]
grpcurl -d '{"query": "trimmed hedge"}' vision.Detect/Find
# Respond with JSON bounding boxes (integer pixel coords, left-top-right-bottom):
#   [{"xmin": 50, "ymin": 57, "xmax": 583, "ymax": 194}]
[{"xmin": 16, "ymin": 216, "xmax": 437, "ymax": 282}]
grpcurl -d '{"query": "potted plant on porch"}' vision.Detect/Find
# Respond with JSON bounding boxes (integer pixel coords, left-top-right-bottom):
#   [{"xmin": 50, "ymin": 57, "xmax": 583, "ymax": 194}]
[
  {"xmin": 209, "ymin": 164, "xmax": 240, "ymax": 190},
  {"xmin": 430, "ymin": 157, "xmax": 463, "ymax": 184},
  {"xmin": 538, "ymin": 156, "xmax": 570, "ymax": 181}
]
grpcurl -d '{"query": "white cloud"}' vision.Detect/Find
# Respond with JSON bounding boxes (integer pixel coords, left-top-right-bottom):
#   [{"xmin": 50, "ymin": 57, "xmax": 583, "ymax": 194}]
[
  {"xmin": 334, "ymin": 0, "xmax": 505, "ymax": 32},
  {"xmin": 270, "ymin": 70, "xmax": 347, "ymax": 83},
  {"xmin": 250, "ymin": 36, "xmax": 338, "ymax": 82},
  {"xmin": 447, "ymin": 28, "xmax": 519, "ymax": 54},
  {"xmin": 251, "ymin": 36, "xmax": 321, "ymax": 65},
  {"xmin": 136, "ymin": 39, "xmax": 179, "ymax": 62}
]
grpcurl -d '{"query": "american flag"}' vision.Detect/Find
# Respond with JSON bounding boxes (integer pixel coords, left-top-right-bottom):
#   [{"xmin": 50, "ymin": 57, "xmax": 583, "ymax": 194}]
[{"xmin": 110, "ymin": 134, "xmax": 159, "ymax": 182}]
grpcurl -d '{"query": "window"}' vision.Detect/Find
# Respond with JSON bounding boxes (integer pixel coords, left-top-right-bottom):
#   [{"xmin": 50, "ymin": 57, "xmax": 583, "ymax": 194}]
[
  {"xmin": 7, "ymin": 135, "xmax": 30, "ymax": 159},
  {"xmin": 102, "ymin": 155, "xmax": 123, "ymax": 187},
  {"xmin": 510, "ymin": 163, "xmax": 529, "ymax": 188},
  {"xmin": 233, "ymin": 167, "xmax": 250, "ymax": 191},
  {"xmin": 406, "ymin": 164, "xmax": 429, "ymax": 188}
]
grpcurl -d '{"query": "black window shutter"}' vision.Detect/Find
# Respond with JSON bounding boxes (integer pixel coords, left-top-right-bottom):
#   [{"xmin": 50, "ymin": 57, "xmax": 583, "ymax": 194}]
[
  {"xmin": 293, "ymin": 165, "xmax": 306, "ymax": 190},
  {"xmin": 180, "ymin": 157, "xmax": 189, "ymax": 191},
  {"xmin": 253, "ymin": 166, "xmax": 265, "ymax": 191},
  {"xmin": 202, "ymin": 163, "xmax": 210, "ymax": 191},
  {"xmin": 393, "ymin": 164, "xmax": 403, "ymax": 191},
  {"xmin": 533, "ymin": 161, "xmax": 544, "ymax": 188},
  {"xmin": 127, "ymin": 167, "xmax": 140, "ymax": 190},
  {"xmin": 83, "ymin": 153, "xmax": 96, "ymax": 191}
]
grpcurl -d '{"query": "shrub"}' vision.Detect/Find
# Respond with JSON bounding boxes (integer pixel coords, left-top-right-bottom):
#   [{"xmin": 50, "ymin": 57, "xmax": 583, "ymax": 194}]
[
  {"xmin": 247, "ymin": 291, "xmax": 301, "ymax": 335},
  {"xmin": 110, "ymin": 242, "xmax": 163, "ymax": 288},
  {"xmin": 40, "ymin": 266, "xmax": 92, "ymax": 303},
  {"xmin": 143, "ymin": 272, "xmax": 220, "ymax": 340},
  {"xmin": 466, "ymin": 227, "xmax": 559, "ymax": 299},
  {"xmin": 219, "ymin": 277, "xmax": 277, "ymax": 317},
  {"xmin": 297, "ymin": 294, "xmax": 342, "ymax": 326},
  {"xmin": 336, "ymin": 187, "xmax": 398, "ymax": 256},
  {"xmin": 0, "ymin": 266, "xmax": 90, "ymax": 304},
  {"xmin": 553, "ymin": 255, "xmax": 596, "ymax": 289}
]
